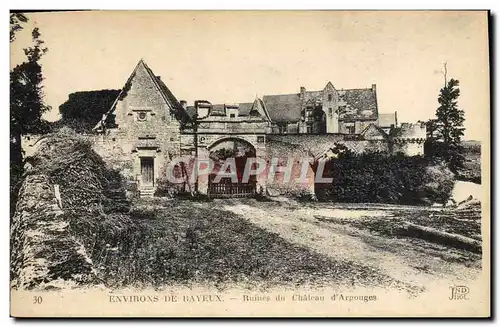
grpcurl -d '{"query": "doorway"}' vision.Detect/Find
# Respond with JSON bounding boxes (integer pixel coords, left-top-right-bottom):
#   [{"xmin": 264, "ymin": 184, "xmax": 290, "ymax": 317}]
[{"xmin": 140, "ymin": 157, "xmax": 154, "ymax": 186}]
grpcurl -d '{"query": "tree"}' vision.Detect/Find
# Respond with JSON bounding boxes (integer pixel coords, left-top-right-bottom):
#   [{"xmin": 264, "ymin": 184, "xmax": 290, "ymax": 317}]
[
  {"xmin": 59, "ymin": 89, "xmax": 120, "ymax": 133},
  {"xmin": 428, "ymin": 66, "xmax": 466, "ymax": 173},
  {"xmin": 10, "ymin": 14, "xmax": 50, "ymax": 215},
  {"xmin": 10, "ymin": 13, "xmax": 27, "ymax": 42}
]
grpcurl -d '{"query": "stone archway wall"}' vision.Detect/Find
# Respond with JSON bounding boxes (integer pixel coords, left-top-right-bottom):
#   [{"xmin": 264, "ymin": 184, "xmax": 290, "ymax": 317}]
[
  {"xmin": 196, "ymin": 135, "xmax": 266, "ymax": 196},
  {"xmin": 263, "ymin": 135, "xmax": 391, "ymax": 198},
  {"xmin": 264, "ymin": 138, "xmax": 316, "ymax": 197}
]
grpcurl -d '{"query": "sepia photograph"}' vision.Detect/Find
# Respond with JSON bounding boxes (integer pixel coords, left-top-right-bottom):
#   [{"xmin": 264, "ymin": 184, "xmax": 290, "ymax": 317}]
[{"xmin": 9, "ymin": 10, "xmax": 490, "ymax": 317}]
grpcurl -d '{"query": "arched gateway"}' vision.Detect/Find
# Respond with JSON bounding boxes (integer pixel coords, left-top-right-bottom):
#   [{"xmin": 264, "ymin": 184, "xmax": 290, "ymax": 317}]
[
  {"xmin": 188, "ymin": 100, "xmax": 269, "ymax": 197},
  {"xmin": 207, "ymin": 138, "xmax": 258, "ymax": 198}
]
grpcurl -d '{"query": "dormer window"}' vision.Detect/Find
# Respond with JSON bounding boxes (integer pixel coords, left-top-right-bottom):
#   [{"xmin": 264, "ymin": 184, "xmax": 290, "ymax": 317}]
[{"xmin": 137, "ymin": 112, "xmax": 147, "ymax": 121}]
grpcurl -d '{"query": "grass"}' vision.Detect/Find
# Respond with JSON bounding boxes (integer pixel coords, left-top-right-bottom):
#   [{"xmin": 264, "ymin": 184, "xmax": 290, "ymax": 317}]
[
  {"xmin": 326, "ymin": 206, "xmax": 480, "ymax": 240},
  {"xmin": 458, "ymin": 140, "xmax": 481, "ymax": 183},
  {"xmin": 92, "ymin": 198, "xmax": 414, "ymax": 291},
  {"xmin": 313, "ymin": 203, "xmax": 482, "ymax": 265}
]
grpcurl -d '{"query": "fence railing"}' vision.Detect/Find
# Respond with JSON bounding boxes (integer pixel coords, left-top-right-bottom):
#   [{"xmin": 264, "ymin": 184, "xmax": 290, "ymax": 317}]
[{"xmin": 208, "ymin": 182, "xmax": 256, "ymax": 198}]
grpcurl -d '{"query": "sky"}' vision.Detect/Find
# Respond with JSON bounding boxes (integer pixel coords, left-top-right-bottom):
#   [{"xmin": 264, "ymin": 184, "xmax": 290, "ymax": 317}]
[{"xmin": 10, "ymin": 11, "xmax": 490, "ymax": 141}]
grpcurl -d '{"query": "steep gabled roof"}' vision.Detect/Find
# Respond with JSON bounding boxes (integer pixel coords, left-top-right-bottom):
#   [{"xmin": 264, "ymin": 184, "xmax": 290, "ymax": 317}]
[
  {"xmin": 248, "ymin": 97, "xmax": 272, "ymax": 121},
  {"xmin": 93, "ymin": 59, "xmax": 191, "ymax": 131},
  {"xmin": 360, "ymin": 123, "xmax": 388, "ymax": 140},
  {"xmin": 261, "ymin": 86, "xmax": 379, "ymax": 124},
  {"xmin": 262, "ymin": 93, "xmax": 303, "ymax": 123},
  {"xmin": 140, "ymin": 59, "xmax": 192, "ymax": 123},
  {"xmin": 339, "ymin": 88, "xmax": 378, "ymax": 121}
]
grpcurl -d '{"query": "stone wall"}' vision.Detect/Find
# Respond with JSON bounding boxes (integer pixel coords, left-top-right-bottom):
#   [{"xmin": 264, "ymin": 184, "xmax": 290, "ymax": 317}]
[
  {"xmin": 10, "ymin": 174, "xmax": 95, "ymax": 290},
  {"xmin": 393, "ymin": 140, "xmax": 425, "ymax": 156},
  {"xmin": 263, "ymin": 135, "xmax": 391, "ymax": 196},
  {"xmin": 264, "ymin": 138, "xmax": 315, "ymax": 196},
  {"xmin": 266, "ymin": 134, "xmax": 389, "ymax": 157}
]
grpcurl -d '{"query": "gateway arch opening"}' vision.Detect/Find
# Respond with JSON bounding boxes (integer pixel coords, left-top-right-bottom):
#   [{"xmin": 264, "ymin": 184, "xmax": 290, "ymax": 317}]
[{"xmin": 207, "ymin": 138, "xmax": 257, "ymax": 198}]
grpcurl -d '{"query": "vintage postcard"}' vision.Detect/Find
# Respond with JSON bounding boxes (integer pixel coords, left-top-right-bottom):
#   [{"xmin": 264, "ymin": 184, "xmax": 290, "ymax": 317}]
[{"xmin": 9, "ymin": 10, "xmax": 490, "ymax": 317}]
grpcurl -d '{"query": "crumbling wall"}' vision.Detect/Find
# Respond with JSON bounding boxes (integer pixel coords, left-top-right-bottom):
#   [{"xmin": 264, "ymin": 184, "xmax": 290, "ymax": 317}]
[
  {"xmin": 267, "ymin": 135, "xmax": 389, "ymax": 157},
  {"xmin": 11, "ymin": 128, "xmax": 131, "ymax": 290},
  {"xmin": 265, "ymin": 139, "xmax": 315, "ymax": 197},
  {"xmin": 10, "ymin": 174, "xmax": 95, "ymax": 290}
]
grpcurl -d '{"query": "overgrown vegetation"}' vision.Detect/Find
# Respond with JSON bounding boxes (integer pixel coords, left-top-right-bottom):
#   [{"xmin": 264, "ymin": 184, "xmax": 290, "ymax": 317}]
[
  {"xmin": 10, "ymin": 13, "xmax": 51, "ymax": 217},
  {"xmin": 26, "ymin": 128, "xmax": 131, "ymax": 271},
  {"xmin": 10, "ymin": 127, "xmax": 132, "ymax": 288},
  {"xmin": 58, "ymin": 89, "xmax": 120, "ymax": 133},
  {"xmin": 31, "ymin": 127, "xmax": 130, "ymax": 214},
  {"xmin": 93, "ymin": 198, "xmax": 411, "ymax": 291},
  {"xmin": 456, "ymin": 140, "xmax": 481, "ymax": 184},
  {"xmin": 314, "ymin": 148, "xmax": 454, "ymax": 205}
]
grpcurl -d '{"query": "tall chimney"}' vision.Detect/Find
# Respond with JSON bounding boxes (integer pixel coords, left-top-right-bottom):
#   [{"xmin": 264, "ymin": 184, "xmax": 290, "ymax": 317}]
[
  {"xmin": 372, "ymin": 84, "xmax": 377, "ymax": 92},
  {"xmin": 300, "ymin": 86, "xmax": 306, "ymax": 100}
]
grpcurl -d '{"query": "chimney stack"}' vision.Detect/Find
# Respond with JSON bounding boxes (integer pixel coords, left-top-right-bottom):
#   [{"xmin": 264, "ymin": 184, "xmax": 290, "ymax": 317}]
[
  {"xmin": 372, "ymin": 84, "xmax": 376, "ymax": 92},
  {"xmin": 195, "ymin": 100, "xmax": 212, "ymax": 118},
  {"xmin": 300, "ymin": 86, "xmax": 306, "ymax": 100},
  {"xmin": 180, "ymin": 100, "xmax": 187, "ymax": 109}
]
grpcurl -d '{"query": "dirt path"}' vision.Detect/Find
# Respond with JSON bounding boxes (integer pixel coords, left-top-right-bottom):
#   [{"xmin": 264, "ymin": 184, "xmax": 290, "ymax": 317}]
[{"xmin": 220, "ymin": 199, "xmax": 481, "ymax": 290}]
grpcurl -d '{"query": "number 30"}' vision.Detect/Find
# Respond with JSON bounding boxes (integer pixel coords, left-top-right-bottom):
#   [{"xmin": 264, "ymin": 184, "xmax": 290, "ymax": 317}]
[{"xmin": 32, "ymin": 296, "xmax": 43, "ymax": 304}]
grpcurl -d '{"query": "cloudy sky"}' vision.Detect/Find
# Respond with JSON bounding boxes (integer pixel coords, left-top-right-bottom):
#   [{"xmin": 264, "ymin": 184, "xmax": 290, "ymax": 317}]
[{"xmin": 10, "ymin": 11, "xmax": 489, "ymax": 141}]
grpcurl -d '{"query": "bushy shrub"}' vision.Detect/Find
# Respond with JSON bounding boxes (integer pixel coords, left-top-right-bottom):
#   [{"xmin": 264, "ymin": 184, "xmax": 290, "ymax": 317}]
[
  {"xmin": 418, "ymin": 164, "xmax": 455, "ymax": 205},
  {"xmin": 315, "ymin": 151, "xmax": 454, "ymax": 205}
]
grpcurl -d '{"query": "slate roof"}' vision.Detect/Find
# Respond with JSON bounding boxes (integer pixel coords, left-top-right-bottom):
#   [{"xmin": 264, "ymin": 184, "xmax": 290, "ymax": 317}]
[
  {"xmin": 262, "ymin": 93, "xmax": 303, "ymax": 123},
  {"xmin": 238, "ymin": 102, "xmax": 254, "ymax": 116},
  {"xmin": 261, "ymin": 87, "xmax": 378, "ymax": 124},
  {"xmin": 339, "ymin": 88, "xmax": 378, "ymax": 121},
  {"xmin": 185, "ymin": 100, "xmax": 271, "ymax": 121}
]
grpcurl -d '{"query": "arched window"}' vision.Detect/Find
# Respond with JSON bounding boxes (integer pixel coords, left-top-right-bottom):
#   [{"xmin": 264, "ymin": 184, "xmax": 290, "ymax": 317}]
[{"xmin": 328, "ymin": 94, "xmax": 333, "ymax": 101}]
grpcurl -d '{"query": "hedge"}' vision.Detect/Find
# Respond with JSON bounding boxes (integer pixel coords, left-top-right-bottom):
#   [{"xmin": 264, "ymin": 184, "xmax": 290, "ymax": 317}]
[{"xmin": 314, "ymin": 151, "xmax": 454, "ymax": 205}]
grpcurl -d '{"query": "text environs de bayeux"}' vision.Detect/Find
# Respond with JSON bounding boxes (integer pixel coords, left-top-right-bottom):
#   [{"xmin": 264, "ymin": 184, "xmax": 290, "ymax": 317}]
[{"xmin": 109, "ymin": 294, "xmax": 224, "ymax": 303}]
